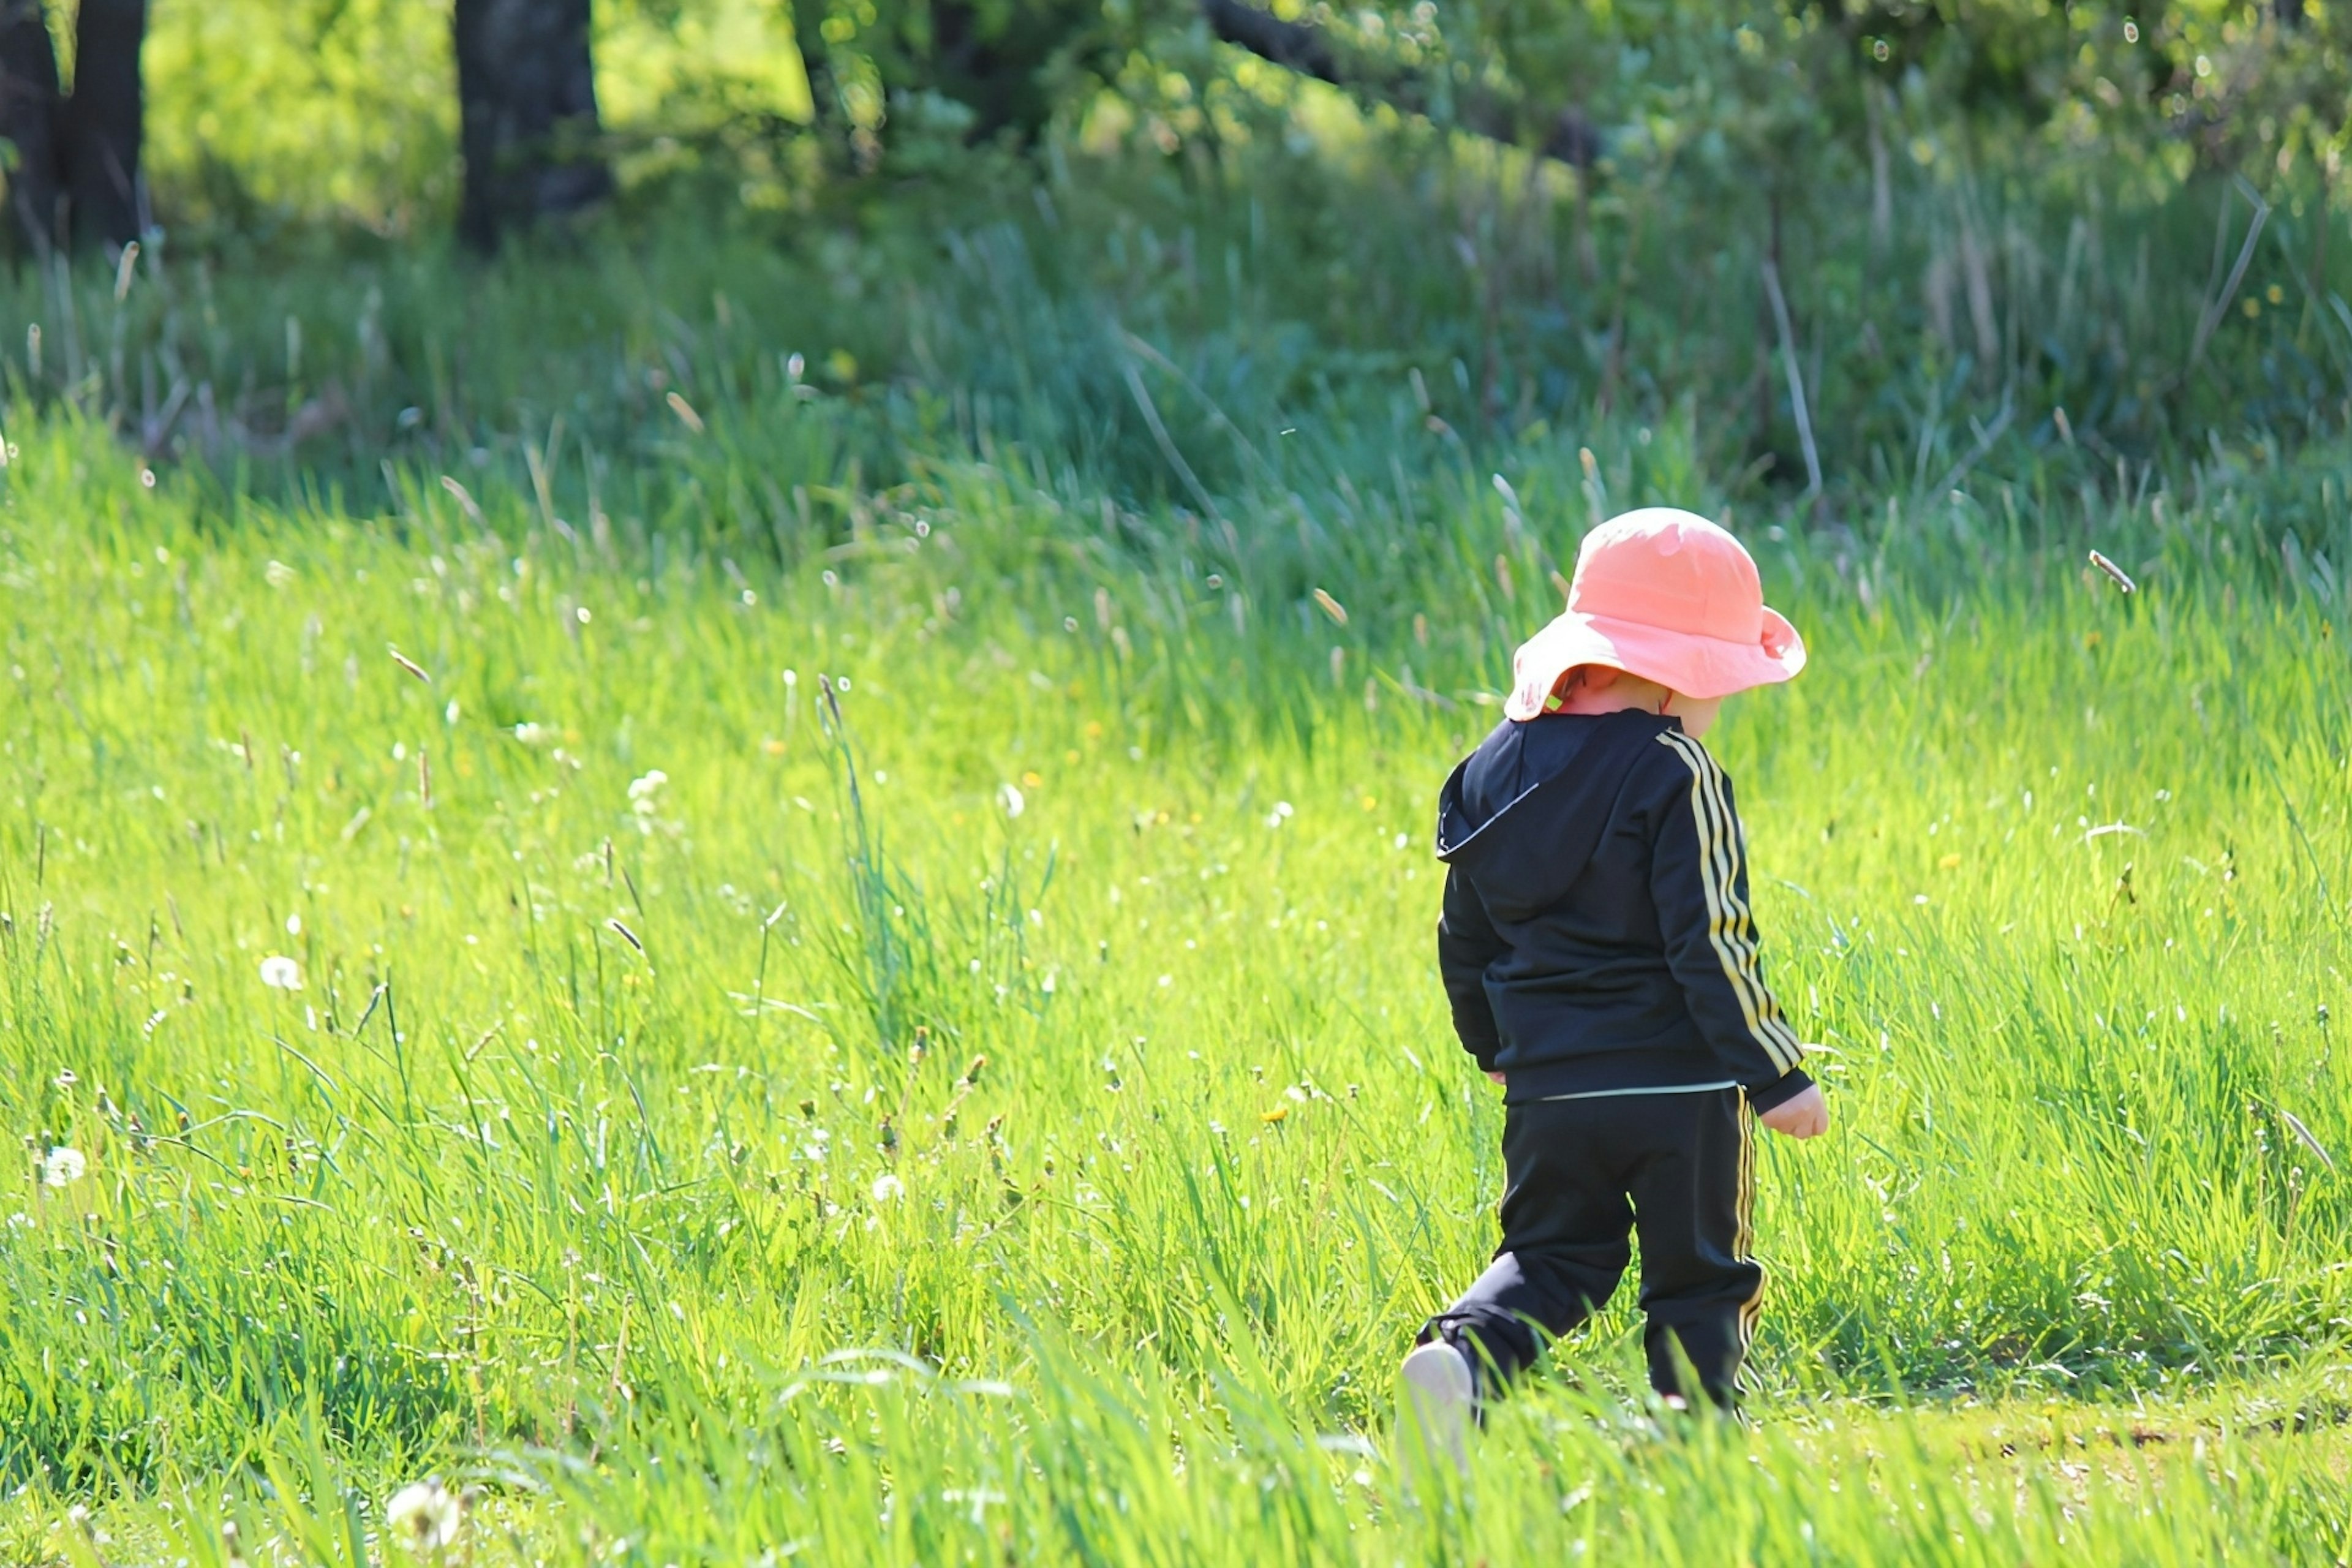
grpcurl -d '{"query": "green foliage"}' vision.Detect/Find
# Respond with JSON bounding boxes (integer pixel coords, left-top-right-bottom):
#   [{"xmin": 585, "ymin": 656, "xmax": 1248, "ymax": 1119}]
[
  {"xmin": 0, "ymin": 280, "xmax": 2349, "ymax": 1548},
  {"xmin": 7, "ymin": 2, "xmax": 2352, "ymax": 1556}
]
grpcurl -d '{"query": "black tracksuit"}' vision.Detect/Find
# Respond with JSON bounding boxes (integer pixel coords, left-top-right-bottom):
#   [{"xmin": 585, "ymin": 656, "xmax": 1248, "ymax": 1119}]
[{"xmin": 1422, "ymin": 709, "xmax": 1812, "ymax": 1405}]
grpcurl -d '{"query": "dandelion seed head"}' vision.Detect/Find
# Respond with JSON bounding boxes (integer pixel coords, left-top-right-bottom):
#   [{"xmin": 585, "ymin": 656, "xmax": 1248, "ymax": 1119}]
[
  {"xmin": 384, "ymin": 1480, "xmax": 462, "ymax": 1552},
  {"xmin": 259, "ymin": 955, "xmax": 304, "ymax": 990},
  {"xmin": 870, "ymin": 1173, "xmax": 903, "ymax": 1202},
  {"xmin": 999, "ymin": 782, "xmax": 1025, "ymax": 818},
  {"xmin": 41, "ymin": 1146, "xmax": 86, "ymax": 1187}
]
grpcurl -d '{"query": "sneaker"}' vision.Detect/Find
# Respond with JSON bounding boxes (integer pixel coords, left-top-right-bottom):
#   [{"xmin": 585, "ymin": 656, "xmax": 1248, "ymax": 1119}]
[{"xmin": 1396, "ymin": 1341, "xmax": 1474, "ymax": 1476}]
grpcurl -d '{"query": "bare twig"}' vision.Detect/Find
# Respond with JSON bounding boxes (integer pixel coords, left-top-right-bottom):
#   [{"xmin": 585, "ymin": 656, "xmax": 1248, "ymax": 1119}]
[{"xmin": 1760, "ymin": 260, "xmax": 1822, "ymax": 500}]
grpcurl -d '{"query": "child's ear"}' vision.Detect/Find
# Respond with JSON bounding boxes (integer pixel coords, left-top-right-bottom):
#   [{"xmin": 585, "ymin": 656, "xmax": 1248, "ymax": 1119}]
[{"xmin": 1580, "ymin": 666, "xmax": 1621, "ymax": 691}]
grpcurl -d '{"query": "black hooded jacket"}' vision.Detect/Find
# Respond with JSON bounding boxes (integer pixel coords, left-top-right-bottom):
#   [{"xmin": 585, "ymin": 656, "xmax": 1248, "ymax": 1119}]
[{"xmin": 1434, "ymin": 709, "xmax": 1814, "ymax": 1110}]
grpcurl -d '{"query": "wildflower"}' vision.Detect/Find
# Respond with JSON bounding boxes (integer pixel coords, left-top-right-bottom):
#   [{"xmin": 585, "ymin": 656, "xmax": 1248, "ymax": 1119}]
[
  {"xmin": 999, "ymin": 782, "xmax": 1025, "ymax": 819},
  {"xmin": 41, "ymin": 1147, "xmax": 85, "ymax": 1187},
  {"xmin": 871, "ymin": 1173, "xmax": 903, "ymax": 1202},
  {"xmin": 259, "ymin": 955, "xmax": 304, "ymax": 990},
  {"xmin": 383, "ymin": 1479, "xmax": 462, "ymax": 1552},
  {"xmin": 1265, "ymin": 800, "xmax": 1294, "ymax": 829},
  {"xmin": 264, "ymin": 560, "xmax": 296, "ymax": 588},
  {"xmin": 627, "ymin": 769, "xmax": 668, "ymax": 805},
  {"xmin": 513, "ymin": 722, "xmax": 549, "ymax": 745}
]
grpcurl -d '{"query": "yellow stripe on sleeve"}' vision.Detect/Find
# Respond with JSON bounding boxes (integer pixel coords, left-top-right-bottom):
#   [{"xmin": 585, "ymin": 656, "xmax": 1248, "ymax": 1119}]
[
  {"xmin": 1658, "ymin": 733, "xmax": 1801, "ymax": 1074},
  {"xmin": 1686, "ymin": 742, "xmax": 1805, "ymax": 1065}
]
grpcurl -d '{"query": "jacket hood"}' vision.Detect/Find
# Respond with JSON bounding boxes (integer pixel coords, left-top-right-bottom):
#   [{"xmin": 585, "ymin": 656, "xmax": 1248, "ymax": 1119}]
[{"xmin": 1435, "ymin": 711, "xmax": 1665, "ymax": 922}]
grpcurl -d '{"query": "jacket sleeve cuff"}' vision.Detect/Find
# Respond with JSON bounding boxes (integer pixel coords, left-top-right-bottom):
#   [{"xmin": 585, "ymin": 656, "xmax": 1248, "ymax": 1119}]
[{"xmin": 1746, "ymin": 1068, "xmax": 1814, "ymax": 1114}]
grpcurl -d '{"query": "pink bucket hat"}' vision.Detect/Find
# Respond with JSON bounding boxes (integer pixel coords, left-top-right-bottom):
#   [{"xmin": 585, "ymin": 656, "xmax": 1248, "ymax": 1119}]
[{"xmin": 1504, "ymin": 507, "xmax": 1805, "ymax": 721}]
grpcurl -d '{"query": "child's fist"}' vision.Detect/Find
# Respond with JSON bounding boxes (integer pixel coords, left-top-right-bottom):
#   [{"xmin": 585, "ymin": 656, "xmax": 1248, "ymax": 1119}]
[{"xmin": 1758, "ymin": 1084, "xmax": 1828, "ymax": 1139}]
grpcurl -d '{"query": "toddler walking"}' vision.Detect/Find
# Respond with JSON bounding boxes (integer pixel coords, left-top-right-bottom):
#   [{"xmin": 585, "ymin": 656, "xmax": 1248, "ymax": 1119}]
[{"xmin": 1403, "ymin": 508, "xmax": 1828, "ymax": 1458}]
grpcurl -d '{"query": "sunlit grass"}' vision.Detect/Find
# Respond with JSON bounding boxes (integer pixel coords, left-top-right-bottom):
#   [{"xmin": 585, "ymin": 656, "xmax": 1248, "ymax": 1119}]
[{"xmin": 1, "ymin": 400, "xmax": 2348, "ymax": 1561}]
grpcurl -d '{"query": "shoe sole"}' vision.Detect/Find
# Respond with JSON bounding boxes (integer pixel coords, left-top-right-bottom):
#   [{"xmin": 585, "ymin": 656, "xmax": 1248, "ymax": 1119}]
[{"xmin": 1397, "ymin": 1343, "xmax": 1473, "ymax": 1477}]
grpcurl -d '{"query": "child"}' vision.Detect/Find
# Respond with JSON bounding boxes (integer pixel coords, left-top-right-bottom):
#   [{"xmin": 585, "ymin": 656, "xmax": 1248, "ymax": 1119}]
[{"xmin": 1401, "ymin": 507, "xmax": 1828, "ymax": 1459}]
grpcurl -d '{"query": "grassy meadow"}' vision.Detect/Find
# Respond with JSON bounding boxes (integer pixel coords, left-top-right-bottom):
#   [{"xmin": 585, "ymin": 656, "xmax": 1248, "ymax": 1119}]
[
  {"xmin": 1, "ymin": 303, "xmax": 2350, "ymax": 1562},
  {"xmin": 7, "ymin": 41, "xmax": 2352, "ymax": 1545}
]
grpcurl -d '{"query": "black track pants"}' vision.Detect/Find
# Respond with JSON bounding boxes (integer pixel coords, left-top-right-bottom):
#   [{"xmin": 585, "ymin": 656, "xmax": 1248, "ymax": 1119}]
[{"xmin": 1419, "ymin": 1088, "xmax": 1760, "ymax": 1406}]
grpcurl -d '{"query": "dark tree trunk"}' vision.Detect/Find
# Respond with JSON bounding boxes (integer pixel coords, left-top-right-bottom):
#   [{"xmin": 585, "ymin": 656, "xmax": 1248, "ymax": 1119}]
[
  {"xmin": 454, "ymin": 0, "xmax": 611, "ymax": 252},
  {"xmin": 60, "ymin": 0, "xmax": 143, "ymax": 247},
  {"xmin": 0, "ymin": 0, "xmax": 63, "ymax": 253},
  {"xmin": 0, "ymin": 0, "xmax": 144, "ymax": 256}
]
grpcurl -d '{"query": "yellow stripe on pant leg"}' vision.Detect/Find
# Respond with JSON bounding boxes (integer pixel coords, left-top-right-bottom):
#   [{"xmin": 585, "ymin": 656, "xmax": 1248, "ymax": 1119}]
[{"xmin": 1734, "ymin": 1096, "xmax": 1764, "ymax": 1379}]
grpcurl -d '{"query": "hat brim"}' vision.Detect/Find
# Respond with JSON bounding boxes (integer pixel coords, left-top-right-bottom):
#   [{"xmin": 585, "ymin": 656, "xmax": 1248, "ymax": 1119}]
[{"xmin": 1504, "ymin": 607, "xmax": 1806, "ymax": 720}]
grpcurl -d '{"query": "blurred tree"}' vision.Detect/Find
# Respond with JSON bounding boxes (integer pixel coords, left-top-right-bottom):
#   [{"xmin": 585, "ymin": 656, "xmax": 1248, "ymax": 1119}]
[
  {"xmin": 0, "ymin": 0, "xmax": 146, "ymax": 255},
  {"xmin": 796, "ymin": 0, "xmax": 1113, "ymax": 166},
  {"xmin": 455, "ymin": 0, "xmax": 612, "ymax": 249},
  {"xmin": 1198, "ymin": 0, "xmax": 1597, "ymax": 165}
]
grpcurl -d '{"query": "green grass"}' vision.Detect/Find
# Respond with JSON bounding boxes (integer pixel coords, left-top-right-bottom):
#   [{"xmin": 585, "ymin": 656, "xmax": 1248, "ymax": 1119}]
[{"xmin": 1, "ymin": 355, "xmax": 2349, "ymax": 1562}]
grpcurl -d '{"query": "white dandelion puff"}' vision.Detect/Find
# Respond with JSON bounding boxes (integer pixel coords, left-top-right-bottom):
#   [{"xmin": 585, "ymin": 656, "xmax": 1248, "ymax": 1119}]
[
  {"xmin": 998, "ymin": 783, "xmax": 1025, "ymax": 819},
  {"xmin": 41, "ymin": 1147, "xmax": 85, "ymax": 1187},
  {"xmin": 870, "ymin": 1172, "xmax": 903, "ymax": 1202},
  {"xmin": 383, "ymin": 1480, "xmax": 462, "ymax": 1553},
  {"xmin": 258, "ymin": 955, "xmax": 304, "ymax": 990}
]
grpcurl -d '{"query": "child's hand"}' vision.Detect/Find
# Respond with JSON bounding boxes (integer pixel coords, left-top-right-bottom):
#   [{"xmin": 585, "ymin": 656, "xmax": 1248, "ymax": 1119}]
[
  {"xmin": 1758, "ymin": 1084, "xmax": 1828, "ymax": 1139},
  {"xmin": 1487, "ymin": 1071, "xmax": 1507, "ymax": 1085}
]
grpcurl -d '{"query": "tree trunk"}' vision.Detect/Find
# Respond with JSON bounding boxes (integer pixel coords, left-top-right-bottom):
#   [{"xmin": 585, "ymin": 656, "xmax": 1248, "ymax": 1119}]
[
  {"xmin": 60, "ymin": 0, "xmax": 143, "ymax": 248},
  {"xmin": 0, "ymin": 0, "xmax": 63, "ymax": 254},
  {"xmin": 454, "ymin": 0, "xmax": 611, "ymax": 252},
  {"xmin": 1198, "ymin": 0, "xmax": 1597, "ymax": 168}
]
